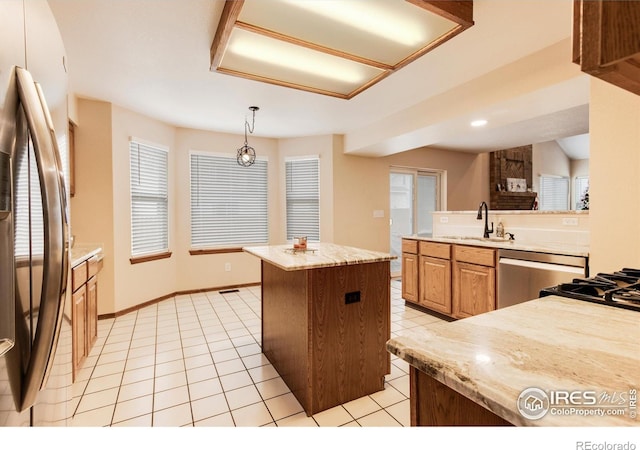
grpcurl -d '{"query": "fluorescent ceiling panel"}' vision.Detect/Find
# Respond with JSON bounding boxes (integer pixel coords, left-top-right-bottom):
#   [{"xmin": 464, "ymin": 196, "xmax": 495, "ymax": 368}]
[{"xmin": 210, "ymin": 0, "xmax": 474, "ymax": 99}]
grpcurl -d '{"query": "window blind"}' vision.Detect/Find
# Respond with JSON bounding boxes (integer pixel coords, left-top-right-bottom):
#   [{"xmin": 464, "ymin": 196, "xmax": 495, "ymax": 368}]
[
  {"xmin": 129, "ymin": 140, "xmax": 169, "ymax": 256},
  {"xmin": 285, "ymin": 157, "xmax": 319, "ymax": 241},
  {"xmin": 190, "ymin": 153, "xmax": 268, "ymax": 247},
  {"xmin": 539, "ymin": 175, "xmax": 569, "ymax": 211},
  {"xmin": 13, "ymin": 141, "xmax": 44, "ymax": 257}
]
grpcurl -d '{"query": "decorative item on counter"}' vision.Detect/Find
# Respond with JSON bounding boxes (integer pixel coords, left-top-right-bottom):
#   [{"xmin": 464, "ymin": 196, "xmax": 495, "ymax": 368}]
[
  {"xmin": 496, "ymin": 221, "xmax": 504, "ymax": 238},
  {"xmin": 293, "ymin": 236, "xmax": 307, "ymax": 250},
  {"xmin": 532, "ymin": 195, "xmax": 539, "ymax": 210},
  {"xmin": 506, "ymin": 177, "xmax": 527, "ymax": 192}
]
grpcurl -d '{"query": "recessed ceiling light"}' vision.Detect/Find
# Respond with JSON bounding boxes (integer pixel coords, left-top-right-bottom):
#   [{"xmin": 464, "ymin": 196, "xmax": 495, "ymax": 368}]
[{"xmin": 471, "ymin": 119, "xmax": 488, "ymax": 127}]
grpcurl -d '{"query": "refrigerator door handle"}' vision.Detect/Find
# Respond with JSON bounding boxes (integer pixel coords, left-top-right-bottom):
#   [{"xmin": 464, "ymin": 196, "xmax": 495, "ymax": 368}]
[{"xmin": 15, "ymin": 67, "xmax": 69, "ymax": 411}]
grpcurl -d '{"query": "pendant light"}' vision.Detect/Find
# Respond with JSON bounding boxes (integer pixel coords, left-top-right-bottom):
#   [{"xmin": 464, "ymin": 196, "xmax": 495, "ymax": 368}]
[{"xmin": 237, "ymin": 106, "xmax": 259, "ymax": 167}]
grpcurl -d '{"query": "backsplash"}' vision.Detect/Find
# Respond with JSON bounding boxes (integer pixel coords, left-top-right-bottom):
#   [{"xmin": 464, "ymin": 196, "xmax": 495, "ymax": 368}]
[{"xmin": 432, "ymin": 210, "xmax": 590, "ymax": 247}]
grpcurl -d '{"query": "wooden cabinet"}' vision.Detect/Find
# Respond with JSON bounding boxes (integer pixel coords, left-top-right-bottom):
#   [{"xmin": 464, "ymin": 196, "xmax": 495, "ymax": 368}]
[
  {"xmin": 71, "ymin": 254, "xmax": 102, "ymax": 380},
  {"xmin": 418, "ymin": 242, "xmax": 451, "ymax": 314},
  {"xmin": 401, "ymin": 239, "xmax": 419, "ymax": 303},
  {"xmin": 573, "ymin": 0, "xmax": 640, "ymax": 96},
  {"xmin": 401, "ymin": 239, "xmax": 496, "ymax": 319},
  {"xmin": 452, "ymin": 245, "xmax": 496, "ymax": 319}
]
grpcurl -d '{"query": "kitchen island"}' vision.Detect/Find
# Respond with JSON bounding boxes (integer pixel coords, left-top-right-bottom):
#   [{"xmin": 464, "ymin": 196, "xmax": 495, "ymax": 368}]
[
  {"xmin": 243, "ymin": 243, "xmax": 395, "ymax": 416},
  {"xmin": 386, "ymin": 295, "xmax": 639, "ymax": 426}
]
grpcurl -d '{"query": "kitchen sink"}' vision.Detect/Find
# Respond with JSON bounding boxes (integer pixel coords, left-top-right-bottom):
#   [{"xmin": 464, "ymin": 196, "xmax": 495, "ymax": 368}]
[{"xmin": 439, "ymin": 236, "xmax": 512, "ymax": 243}]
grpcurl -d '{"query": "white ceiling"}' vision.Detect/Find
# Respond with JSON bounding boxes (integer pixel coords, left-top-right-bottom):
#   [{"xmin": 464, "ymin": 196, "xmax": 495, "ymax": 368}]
[{"xmin": 47, "ymin": 0, "xmax": 591, "ymax": 159}]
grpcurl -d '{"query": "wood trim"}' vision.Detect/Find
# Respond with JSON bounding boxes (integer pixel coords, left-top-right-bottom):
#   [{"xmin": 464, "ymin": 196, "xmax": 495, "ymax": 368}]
[
  {"xmin": 97, "ymin": 281, "xmax": 261, "ymax": 320},
  {"xmin": 215, "ymin": 67, "xmax": 351, "ymax": 99},
  {"xmin": 209, "ymin": 0, "xmax": 244, "ymax": 70},
  {"xmin": 68, "ymin": 120, "xmax": 75, "ymax": 197},
  {"xmin": 129, "ymin": 251, "xmax": 172, "ymax": 265},
  {"xmin": 406, "ymin": 0, "xmax": 474, "ymax": 28},
  {"xmin": 234, "ymin": 21, "xmax": 394, "ymax": 71},
  {"xmin": 189, "ymin": 247, "xmax": 244, "ymax": 255}
]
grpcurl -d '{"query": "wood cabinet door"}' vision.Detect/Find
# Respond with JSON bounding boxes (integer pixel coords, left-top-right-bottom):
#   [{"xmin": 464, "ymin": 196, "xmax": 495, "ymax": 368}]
[
  {"xmin": 419, "ymin": 256, "xmax": 451, "ymax": 314},
  {"xmin": 453, "ymin": 261, "xmax": 495, "ymax": 319},
  {"xmin": 402, "ymin": 252, "xmax": 419, "ymax": 303},
  {"xmin": 87, "ymin": 276, "xmax": 98, "ymax": 351},
  {"xmin": 72, "ymin": 286, "xmax": 87, "ymax": 380}
]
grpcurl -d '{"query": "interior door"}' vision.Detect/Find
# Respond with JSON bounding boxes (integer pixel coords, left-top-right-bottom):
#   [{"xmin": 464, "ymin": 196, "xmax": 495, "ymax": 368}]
[{"xmin": 390, "ymin": 169, "xmax": 442, "ymax": 277}]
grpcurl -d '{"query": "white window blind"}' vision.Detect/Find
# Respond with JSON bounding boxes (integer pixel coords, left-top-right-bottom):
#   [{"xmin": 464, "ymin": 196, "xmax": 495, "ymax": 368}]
[
  {"xmin": 539, "ymin": 175, "xmax": 569, "ymax": 211},
  {"xmin": 129, "ymin": 140, "xmax": 169, "ymax": 257},
  {"xmin": 286, "ymin": 157, "xmax": 320, "ymax": 242},
  {"xmin": 13, "ymin": 141, "xmax": 44, "ymax": 257},
  {"xmin": 190, "ymin": 153, "xmax": 268, "ymax": 247}
]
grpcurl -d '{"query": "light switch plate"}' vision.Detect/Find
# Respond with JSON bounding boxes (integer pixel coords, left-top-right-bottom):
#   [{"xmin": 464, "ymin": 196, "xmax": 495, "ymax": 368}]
[
  {"xmin": 562, "ymin": 217, "xmax": 579, "ymax": 226},
  {"xmin": 373, "ymin": 210, "xmax": 384, "ymax": 218},
  {"xmin": 439, "ymin": 216, "xmax": 449, "ymax": 223}
]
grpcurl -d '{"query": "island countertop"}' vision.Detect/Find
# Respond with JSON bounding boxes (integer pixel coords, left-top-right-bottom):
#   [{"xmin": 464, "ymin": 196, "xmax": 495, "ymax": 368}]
[
  {"xmin": 243, "ymin": 242, "xmax": 395, "ymax": 271},
  {"xmin": 386, "ymin": 295, "xmax": 639, "ymax": 426}
]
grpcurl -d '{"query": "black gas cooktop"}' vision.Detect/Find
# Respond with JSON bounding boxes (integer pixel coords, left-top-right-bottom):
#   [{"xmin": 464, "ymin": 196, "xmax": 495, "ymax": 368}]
[{"xmin": 539, "ymin": 268, "xmax": 640, "ymax": 312}]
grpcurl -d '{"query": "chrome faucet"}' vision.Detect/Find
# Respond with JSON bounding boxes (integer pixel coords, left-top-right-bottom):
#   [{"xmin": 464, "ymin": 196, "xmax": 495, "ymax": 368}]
[{"xmin": 476, "ymin": 201, "xmax": 494, "ymax": 238}]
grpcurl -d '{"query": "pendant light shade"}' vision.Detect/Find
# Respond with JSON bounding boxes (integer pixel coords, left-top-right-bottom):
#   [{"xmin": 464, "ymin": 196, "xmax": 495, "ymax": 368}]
[{"xmin": 237, "ymin": 106, "xmax": 259, "ymax": 167}]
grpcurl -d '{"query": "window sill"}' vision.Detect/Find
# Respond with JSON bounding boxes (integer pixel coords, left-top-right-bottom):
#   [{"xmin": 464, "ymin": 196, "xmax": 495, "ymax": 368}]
[
  {"xmin": 189, "ymin": 248, "xmax": 244, "ymax": 255},
  {"xmin": 130, "ymin": 251, "xmax": 172, "ymax": 264}
]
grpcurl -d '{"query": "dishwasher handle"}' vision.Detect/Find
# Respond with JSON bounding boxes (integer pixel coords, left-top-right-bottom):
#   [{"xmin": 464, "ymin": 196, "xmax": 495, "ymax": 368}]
[{"xmin": 498, "ymin": 257, "xmax": 585, "ymax": 275}]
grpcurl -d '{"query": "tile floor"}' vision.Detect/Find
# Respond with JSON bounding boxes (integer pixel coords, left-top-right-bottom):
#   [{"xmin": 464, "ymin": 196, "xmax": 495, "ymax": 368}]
[{"xmin": 71, "ymin": 279, "xmax": 447, "ymax": 427}]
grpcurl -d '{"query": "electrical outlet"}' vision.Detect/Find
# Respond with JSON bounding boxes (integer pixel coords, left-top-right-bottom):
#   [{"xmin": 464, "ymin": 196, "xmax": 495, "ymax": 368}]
[
  {"xmin": 373, "ymin": 210, "xmax": 384, "ymax": 218},
  {"xmin": 345, "ymin": 291, "xmax": 361, "ymax": 304},
  {"xmin": 562, "ymin": 217, "xmax": 579, "ymax": 226},
  {"xmin": 224, "ymin": 262, "xmax": 231, "ymax": 272},
  {"xmin": 440, "ymin": 216, "xmax": 449, "ymax": 223}
]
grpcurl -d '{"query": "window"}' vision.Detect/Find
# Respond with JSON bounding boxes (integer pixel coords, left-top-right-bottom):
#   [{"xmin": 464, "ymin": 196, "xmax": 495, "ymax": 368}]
[
  {"xmin": 285, "ymin": 157, "xmax": 320, "ymax": 242},
  {"xmin": 539, "ymin": 175, "xmax": 569, "ymax": 211},
  {"xmin": 574, "ymin": 176, "xmax": 589, "ymax": 210},
  {"xmin": 190, "ymin": 152, "xmax": 268, "ymax": 248},
  {"xmin": 129, "ymin": 140, "xmax": 169, "ymax": 257}
]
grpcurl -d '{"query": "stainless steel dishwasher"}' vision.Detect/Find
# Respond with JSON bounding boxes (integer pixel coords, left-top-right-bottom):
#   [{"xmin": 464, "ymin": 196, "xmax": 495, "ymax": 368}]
[{"xmin": 497, "ymin": 249, "xmax": 588, "ymax": 309}]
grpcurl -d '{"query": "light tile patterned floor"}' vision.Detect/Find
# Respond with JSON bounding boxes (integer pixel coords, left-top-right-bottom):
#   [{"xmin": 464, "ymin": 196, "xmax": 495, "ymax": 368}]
[{"xmin": 71, "ymin": 279, "xmax": 447, "ymax": 427}]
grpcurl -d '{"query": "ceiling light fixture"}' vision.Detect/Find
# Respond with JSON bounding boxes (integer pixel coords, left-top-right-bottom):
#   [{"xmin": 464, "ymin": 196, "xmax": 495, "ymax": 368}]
[
  {"xmin": 210, "ymin": 0, "xmax": 474, "ymax": 99},
  {"xmin": 471, "ymin": 119, "xmax": 488, "ymax": 127},
  {"xmin": 237, "ymin": 106, "xmax": 259, "ymax": 167}
]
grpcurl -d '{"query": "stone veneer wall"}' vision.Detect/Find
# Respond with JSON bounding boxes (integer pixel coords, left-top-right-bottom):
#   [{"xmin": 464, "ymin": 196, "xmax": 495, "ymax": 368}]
[{"xmin": 489, "ymin": 146, "xmax": 537, "ymax": 210}]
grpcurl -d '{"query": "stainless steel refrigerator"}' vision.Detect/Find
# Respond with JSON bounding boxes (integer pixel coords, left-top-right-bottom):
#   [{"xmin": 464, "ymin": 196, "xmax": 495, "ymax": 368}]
[{"xmin": 0, "ymin": 0, "xmax": 72, "ymax": 426}]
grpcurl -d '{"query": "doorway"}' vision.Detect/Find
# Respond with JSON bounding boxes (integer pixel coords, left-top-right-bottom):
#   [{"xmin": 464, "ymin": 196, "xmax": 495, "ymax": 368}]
[{"xmin": 389, "ymin": 168, "xmax": 444, "ymax": 276}]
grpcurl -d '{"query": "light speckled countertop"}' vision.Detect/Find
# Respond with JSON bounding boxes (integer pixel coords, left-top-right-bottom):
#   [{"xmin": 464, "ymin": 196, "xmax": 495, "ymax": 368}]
[
  {"xmin": 243, "ymin": 243, "xmax": 395, "ymax": 271},
  {"xmin": 387, "ymin": 295, "xmax": 639, "ymax": 426},
  {"xmin": 70, "ymin": 244, "xmax": 103, "ymax": 267},
  {"xmin": 405, "ymin": 235, "xmax": 589, "ymax": 257}
]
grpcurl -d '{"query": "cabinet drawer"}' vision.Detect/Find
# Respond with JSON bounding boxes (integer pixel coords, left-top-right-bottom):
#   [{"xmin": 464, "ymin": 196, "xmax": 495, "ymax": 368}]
[
  {"xmin": 419, "ymin": 241, "xmax": 451, "ymax": 259},
  {"xmin": 87, "ymin": 255, "xmax": 101, "ymax": 278},
  {"xmin": 402, "ymin": 239, "xmax": 418, "ymax": 254},
  {"xmin": 72, "ymin": 261, "xmax": 88, "ymax": 292},
  {"xmin": 453, "ymin": 245, "xmax": 496, "ymax": 267}
]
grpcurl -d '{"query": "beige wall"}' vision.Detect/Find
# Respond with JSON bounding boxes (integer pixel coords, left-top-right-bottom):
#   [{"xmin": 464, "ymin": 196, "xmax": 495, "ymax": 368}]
[
  {"xmin": 173, "ymin": 127, "xmax": 278, "ymax": 292},
  {"xmin": 73, "ymin": 99, "xmax": 490, "ymax": 314},
  {"xmin": 589, "ymin": 78, "xmax": 640, "ymax": 274},
  {"xmin": 70, "ymin": 99, "xmax": 115, "ymax": 315},
  {"xmin": 333, "ymin": 140, "xmax": 489, "ymax": 252},
  {"xmin": 532, "ymin": 140, "xmax": 571, "ymax": 195},
  {"xmin": 110, "ymin": 105, "xmax": 178, "ymax": 314}
]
